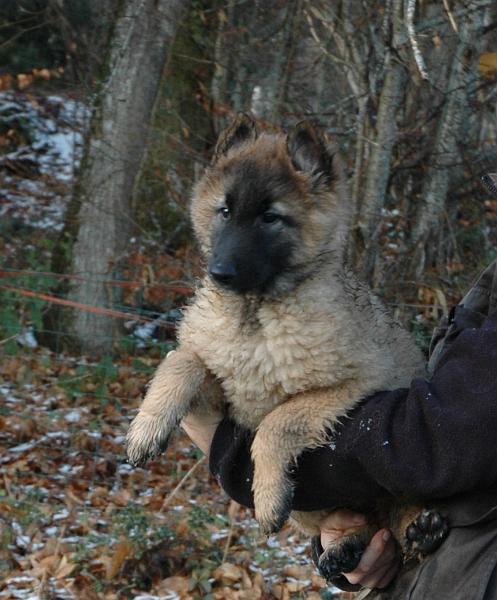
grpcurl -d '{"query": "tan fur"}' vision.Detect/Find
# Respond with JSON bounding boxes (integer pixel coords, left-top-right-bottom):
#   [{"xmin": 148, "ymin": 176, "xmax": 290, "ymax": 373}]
[{"xmin": 127, "ymin": 122, "xmax": 428, "ymax": 565}]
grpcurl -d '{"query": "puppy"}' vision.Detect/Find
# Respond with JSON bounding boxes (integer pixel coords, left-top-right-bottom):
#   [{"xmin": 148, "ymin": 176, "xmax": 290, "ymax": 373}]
[{"xmin": 127, "ymin": 115, "xmax": 448, "ymax": 578}]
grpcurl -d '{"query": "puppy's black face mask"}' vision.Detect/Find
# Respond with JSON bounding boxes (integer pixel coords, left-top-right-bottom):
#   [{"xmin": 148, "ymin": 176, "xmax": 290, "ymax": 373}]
[{"xmin": 208, "ymin": 159, "xmax": 297, "ymax": 296}]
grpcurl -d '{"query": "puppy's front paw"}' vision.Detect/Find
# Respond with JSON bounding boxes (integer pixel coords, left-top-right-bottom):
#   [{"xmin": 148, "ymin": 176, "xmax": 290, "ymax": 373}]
[
  {"xmin": 254, "ymin": 474, "xmax": 294, "ymax": 536},
  {"xmin": 126, "ymin": 411, "xmax": 173, "ymax": 467}
]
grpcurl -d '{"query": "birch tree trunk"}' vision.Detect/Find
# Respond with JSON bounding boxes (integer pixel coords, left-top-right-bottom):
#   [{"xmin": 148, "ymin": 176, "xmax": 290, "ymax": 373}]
[{"xmin": 68, "ymin": 0, "xmax": 189, "ymax": 354}]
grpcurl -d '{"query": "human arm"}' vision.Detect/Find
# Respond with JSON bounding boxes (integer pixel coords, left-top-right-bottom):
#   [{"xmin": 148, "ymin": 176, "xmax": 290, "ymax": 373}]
[
  {"xmin": 181, "ymin": 407, "xmax": 223, "ymax": 455},
  {"xmin": 209, "ymin": 305, "xmax": 497, "ymax": 510}
]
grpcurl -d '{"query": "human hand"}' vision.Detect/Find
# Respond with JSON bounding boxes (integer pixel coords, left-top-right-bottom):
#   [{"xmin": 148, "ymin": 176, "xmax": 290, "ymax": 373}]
[
  {"xmin": 319, "ymin": 510, "xmax": 401, "ymax": 589},
  {"xmin": 181, "ymin": 406, "xmax": 223, "ymax": 455}
]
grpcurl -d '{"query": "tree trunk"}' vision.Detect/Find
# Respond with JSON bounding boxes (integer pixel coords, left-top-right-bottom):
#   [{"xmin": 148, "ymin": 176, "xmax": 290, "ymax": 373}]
[
  {"xmin": 68, "ymin": 0, "xmax": 189, "ymax": 354},
  {"xmin": 352, "ymin": 0, "xmax": 406, "ymax": 284},
  {"xmin": 272, "ymin": 0, "xmax": 303, "ymax": 120},
  {"xmin": 409, "ymin": 2, "xmax": 485, "ymax": 277}
]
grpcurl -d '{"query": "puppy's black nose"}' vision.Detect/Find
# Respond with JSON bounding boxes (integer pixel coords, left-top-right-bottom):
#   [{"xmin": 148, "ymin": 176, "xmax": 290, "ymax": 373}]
[{"xmin": 209, "ymin": 262, "xmax": 237, "ymax": 285}]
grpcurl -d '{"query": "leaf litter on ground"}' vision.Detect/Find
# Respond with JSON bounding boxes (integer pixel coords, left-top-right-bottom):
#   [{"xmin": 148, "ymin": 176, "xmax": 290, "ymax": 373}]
[{"xmin": 0, "ymin": 349, "xmax": 343, "ymax": 600}]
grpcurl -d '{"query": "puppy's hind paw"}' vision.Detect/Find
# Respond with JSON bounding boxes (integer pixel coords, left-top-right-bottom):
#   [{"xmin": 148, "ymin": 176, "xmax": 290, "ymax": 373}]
[
  {"xmin": 315, "ymin": 534, "xmax": 368, "ymax": 582},
  {"xmin": 126, "ymin": 411, "xmax": 172, "ymax": 467},
  {"xmin": 405, "ymin": 509, "xmax": 449, "ymax": 556}
]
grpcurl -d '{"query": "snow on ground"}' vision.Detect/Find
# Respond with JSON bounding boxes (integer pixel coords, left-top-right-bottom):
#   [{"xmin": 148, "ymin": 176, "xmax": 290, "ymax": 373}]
[{"xmin": 0, "ymin": 92, "xmax": 89, "ymax": 231}]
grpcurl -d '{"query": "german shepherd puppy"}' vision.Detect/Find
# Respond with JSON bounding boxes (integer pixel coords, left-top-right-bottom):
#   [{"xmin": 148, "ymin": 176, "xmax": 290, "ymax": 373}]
[{"xmin": 127, "ymin": 115, "xmax": 448, "ymax": 579}]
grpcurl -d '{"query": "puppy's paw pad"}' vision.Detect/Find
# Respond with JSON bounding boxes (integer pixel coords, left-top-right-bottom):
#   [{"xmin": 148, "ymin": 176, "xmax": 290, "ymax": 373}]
[{"xmin": 406, "ymin": 509, "xmax": 449, "ymax": 555}]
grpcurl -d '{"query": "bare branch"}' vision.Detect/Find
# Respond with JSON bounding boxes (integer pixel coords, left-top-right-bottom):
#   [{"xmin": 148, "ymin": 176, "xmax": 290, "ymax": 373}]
[
  {"xmin": 442, "ymin": 0, "xmax": 459, "ymax": 33},
  {"xmin": 405, "ymin": 0, "xmax": 429, "ymax": 81}
]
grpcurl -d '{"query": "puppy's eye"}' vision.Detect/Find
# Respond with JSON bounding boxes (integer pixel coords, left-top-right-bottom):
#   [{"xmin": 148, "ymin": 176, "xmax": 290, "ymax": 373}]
[
  {"xmin": 261, "ymin": 212, "xmax": 281, "ymax": 224},
  {"xmin": 218, "ymin": 207, "xmax": 230, "ymax": 220}
]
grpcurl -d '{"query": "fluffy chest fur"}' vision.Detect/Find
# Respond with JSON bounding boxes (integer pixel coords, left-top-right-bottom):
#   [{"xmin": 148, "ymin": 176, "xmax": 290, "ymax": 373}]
[{"xmin": 178, "ymin": 274, "xmax": 421, "ymax": 430}]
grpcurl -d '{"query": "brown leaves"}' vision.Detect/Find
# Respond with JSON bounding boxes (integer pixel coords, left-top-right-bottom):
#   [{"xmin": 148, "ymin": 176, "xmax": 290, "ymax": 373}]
[
  {"xmin": 0, "ymin": 68, "xmax": 64, "ymax": 91},
  {"xmin": 479, "ymin": 53, "xmax": 497, "ymax": 79},
  {"xmin": 211, "ymin": 563, "xmax": 267, "ymax": 599},
  {"xmin": 158, "ymin": 575, "xmax": 190, "ymax": 596},
  {"xmin": 104, "ymin": 539, "xmax": 131, "ymax": 579},
  {"xmin": 28, "ymin": 539, "xmax": 77, "ymax": 583},
  {"xmin": 213, "ymin": 561, "xmax": 244, "ymax": 584},
  {"xmin": 0, "ymin": 345, "xmax": 336, "ymax": 600}
]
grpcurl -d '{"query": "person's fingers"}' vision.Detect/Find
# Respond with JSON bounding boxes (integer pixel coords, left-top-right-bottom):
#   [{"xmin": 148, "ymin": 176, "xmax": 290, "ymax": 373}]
[
  {"xmin": 359, "ymin": 563, "xmax": 392, "ymax": 589},
  {"xmin": 375, "ymin": 560, "xmax": 402, "ymax": 589},
  {"xmin": 358, "ymin": 530, "xmax": 395, "ymax": 571},
  {"xmin": 358, "ymin": 542, "xmax": 401, "ymax": 589},
  {"xmin": 345, "ymin": 529, "xmax": 398, "ymax": 586}
]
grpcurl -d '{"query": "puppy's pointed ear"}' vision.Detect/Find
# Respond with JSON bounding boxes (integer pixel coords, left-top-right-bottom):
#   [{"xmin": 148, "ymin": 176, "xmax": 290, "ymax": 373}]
[
  {"xmin": 212, "ymin": 113, "xmax": 258, "ymax": 164},
  {"xmin": 287, "ymin": 121, "xmax": 334, "ymax": 184}
]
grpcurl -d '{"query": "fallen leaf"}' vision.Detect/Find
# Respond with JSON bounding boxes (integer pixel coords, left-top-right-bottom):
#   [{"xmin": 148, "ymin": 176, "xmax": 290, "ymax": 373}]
[
  {"xmin": 480, "ymin": 52, "xmax": 497, "ymax": 78},
  {"xmin": 105, "ymin": 539, "xmax": 131, "ymax": 579},
  {"xmin": 55, "ymin": 554, "xmax": 77, "ymax": 579},
  {"xmin": 212, "ymin": 562, "xmax": 243, "ymax": 584},
  {"xmin": 158, "ymin": 575, "xmax": 190, "ymax": 595},
  {"xmin": 271, "ymin": 583, "xmax": 290, "ymax": 600}
]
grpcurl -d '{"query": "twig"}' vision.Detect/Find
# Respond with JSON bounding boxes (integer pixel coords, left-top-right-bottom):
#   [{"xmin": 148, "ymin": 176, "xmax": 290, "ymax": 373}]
[
  {"xmin": 0, "ymin": 334, "xmax": 17, "ymax": 346},
  {"xmin": 160, "ymin": 455, "xmax": 206, "ymax": 512},
  {"xmin": 222, "ymin": 500, "xmax": 240, "ymax": 563},
  {"xmin": 406, "ymin": 0, "xmax": 430, "ymax": 81},
  {"xmin": 222, "ymin": 524, "xmax": 235, "ymax": 563},
  {"xmin": 442, "ymin": 0, "xmax": 459, "ymax": 33},
  {"xmin": 2, "ymin": 473, "xmax": 12, "ymax": 496}
]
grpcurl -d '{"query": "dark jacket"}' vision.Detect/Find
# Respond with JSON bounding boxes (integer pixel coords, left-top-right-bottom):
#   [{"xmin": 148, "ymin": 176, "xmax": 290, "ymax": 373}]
[{"xmin": 209, "ymin": 260, "xmax": 497, "ymax": 599}]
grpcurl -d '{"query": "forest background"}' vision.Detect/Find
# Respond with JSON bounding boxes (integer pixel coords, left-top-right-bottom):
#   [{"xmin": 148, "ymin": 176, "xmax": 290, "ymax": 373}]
[{"xmin": 0, "ymin": 1, "xmax": 496, "ymax": 599}]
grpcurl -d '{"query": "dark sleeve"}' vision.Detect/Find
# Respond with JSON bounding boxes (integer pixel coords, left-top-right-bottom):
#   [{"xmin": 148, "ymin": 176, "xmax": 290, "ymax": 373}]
[{"xmin": 210, "ymin": 307, "xmax": 497, "ymax": 511}]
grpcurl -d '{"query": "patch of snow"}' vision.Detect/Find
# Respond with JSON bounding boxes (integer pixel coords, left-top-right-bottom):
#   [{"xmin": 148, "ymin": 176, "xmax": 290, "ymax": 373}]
[
  {"xmin": 211, "ymin": 529, "xmax": 229, "ymax": 541},
  {"xmin": 52, "ymin": 509, "xmax": 70, "ymax": 521},
  {"xmin": 45, "ymin": 431, "xmax": 71, "ymax": 439},
  {"xmin": 58, "ymin": 464, "xmax": 73, "ymax": 474},
  {"xmin": 0, "ymin": 385, "xmax": 19, "ymax": 403},
  {"xmin": 61, "ymin": 535, "xmax": 81, "ymax": 544},
  {"xmin": 15, "ymin": 535, "xmax": 31, "ymax": 549},
  {"xmin": 118, "ymin": 463, "xmax": 133, "ymax": 474},
  {"xmin": 64, "ymin": 409, "xmax": 81, "ymax": 423},
  {"xmin": 45, "ymin": 527, "xmax": 59, "ymax": 537},
  {"xmin": 0, "ymin": 91, "xmax": 89, "ymax": 231},
  {"xmin": 16, "ymin": 327, "xmax": 38, "ymax": 348},
  {"xmin": 9, "ymin": 441, "xmax": 38, "ymax": 453}
]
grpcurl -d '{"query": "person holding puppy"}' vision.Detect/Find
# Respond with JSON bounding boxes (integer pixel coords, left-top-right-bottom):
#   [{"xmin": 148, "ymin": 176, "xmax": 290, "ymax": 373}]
[{"xmin": 182, "ymin": 259, "xmax": 497, "ymax": 598}]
